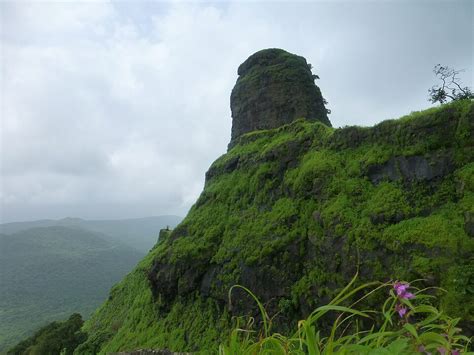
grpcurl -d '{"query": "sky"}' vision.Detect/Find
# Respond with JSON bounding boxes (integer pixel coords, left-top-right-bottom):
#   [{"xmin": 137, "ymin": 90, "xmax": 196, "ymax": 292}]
[{"xmin": 0, "ymin": 0, "xmax": 472, "ymax": 223}]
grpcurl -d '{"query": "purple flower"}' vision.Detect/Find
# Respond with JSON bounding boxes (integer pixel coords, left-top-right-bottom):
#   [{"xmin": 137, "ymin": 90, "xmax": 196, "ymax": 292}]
[
  {"xmin": 452, "ymin": 350, "xmax": 461, "ymax": 355},
  {"xmin": 417, "ymin": 345, "xmax": 433, "ymax": 355},
  {"xmin": 393, "ymin": 281, "xmax": 415, "ymax": 299},
  {"xmin": 394, "ymin": 281, "xmax": 409, "ymax": 295},
  {"xmin": 395, "ymin": 303, "xmax": 408, "ymax": 318},
  {"xmin": 437, "ymin": 347, "xmax": 447, "ymax": 355}
]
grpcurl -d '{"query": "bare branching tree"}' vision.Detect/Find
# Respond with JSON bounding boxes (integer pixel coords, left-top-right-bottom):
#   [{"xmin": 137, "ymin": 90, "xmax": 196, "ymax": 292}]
[{"xmin": 428, "ymin": 64, "xmax": 473, "ymax": 104}]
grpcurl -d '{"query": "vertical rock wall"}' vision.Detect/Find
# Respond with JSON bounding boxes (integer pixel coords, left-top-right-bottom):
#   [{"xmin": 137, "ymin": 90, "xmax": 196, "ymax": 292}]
[{"xmin": 229, "ymin": 48, "xmax": 331, "ymax": 147}]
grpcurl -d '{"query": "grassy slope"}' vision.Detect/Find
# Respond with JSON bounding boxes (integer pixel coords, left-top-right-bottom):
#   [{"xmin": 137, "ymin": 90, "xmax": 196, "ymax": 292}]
[
  {"xmin": 77, "ymin": 100, "xmax": 474, "ymax": 353},
  {"xmin": 0, "ymin": 226, "xmax": 144, "ymax": 352}
]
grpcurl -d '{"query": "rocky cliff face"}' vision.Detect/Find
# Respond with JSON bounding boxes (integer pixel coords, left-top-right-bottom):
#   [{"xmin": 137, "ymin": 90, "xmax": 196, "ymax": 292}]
[
  {"xmin": 74, "ymin": 49, "xmax": 474, "ymax": 353},
  {"xmin": 76, "ymin": 99, "xmax": 474, "ymax": 354},
  {"xmin": 229, "ymin": 48, "xmax": 331, "ymax": 147}
]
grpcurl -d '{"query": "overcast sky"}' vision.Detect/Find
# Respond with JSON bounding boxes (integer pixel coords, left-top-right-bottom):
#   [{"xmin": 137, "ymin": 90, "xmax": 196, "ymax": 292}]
[{"xmin": 0, "ymin": 0, "xmax": 472, "ymax": 223}]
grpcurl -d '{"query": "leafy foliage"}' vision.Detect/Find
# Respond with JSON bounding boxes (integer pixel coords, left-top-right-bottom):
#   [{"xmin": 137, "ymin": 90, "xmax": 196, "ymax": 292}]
[
  {"xmin": 220, "ymin": 275, "xmax": 472, "ymax": 354},
  {"xmin": 7, "ymin": 313, "xmax": 86, "ymax": 355}
]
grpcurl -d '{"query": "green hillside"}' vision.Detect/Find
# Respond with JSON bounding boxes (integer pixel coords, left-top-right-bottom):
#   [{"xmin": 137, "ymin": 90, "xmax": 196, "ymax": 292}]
[
  {"xmin": 75, "ymin": 99, "xmax": 474, "ymax": 353},
  {"xmin": 0, "ymin": 226, "xmax": 144, "ymax": 352},
  {"xmin": 0, "ymin": 216, "xmax": 182, "ymax": 252}
]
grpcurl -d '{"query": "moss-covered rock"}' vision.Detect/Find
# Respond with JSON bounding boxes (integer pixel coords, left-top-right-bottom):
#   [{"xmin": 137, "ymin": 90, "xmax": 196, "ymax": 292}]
[
  {"xmin": 75, "ymin": 99, "xmax": 474, "ymax": 354},
  {"xmin": 229, "ymin": 48, "xmax": 331, "ymax": 147}
]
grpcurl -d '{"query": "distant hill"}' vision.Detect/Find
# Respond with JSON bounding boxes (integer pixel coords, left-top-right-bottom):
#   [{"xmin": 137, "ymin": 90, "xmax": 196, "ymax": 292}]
[
  {"xmin": 0, "ymin": 226, "xmax": 144, "ymax": 352},
  {"xmin": 0, "ymin": 215, "xmax": 182, "ymax": 252}
]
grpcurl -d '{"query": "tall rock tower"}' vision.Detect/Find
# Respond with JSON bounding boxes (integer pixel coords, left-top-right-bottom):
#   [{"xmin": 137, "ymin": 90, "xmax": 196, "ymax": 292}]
[{"xmin": 229, "ymin": 48, "xmax": 332, "ymax": 147}]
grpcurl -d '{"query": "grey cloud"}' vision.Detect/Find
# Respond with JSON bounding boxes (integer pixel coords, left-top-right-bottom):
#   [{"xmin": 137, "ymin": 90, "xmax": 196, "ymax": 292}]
[{"xmin": 1, "ymin": 0, "xmax": 472, "ymax": 223}]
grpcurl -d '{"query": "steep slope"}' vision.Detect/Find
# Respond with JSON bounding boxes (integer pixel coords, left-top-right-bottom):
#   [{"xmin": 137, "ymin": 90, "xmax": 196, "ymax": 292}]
[
  {"xmin": 76, "ymin": 99, "xmax": 474, "ymax": 353},
  {"xmin": 0, "ymin": 226, "xmax": 144, "ymax": 352},
  {"xmin": 0, "ymin": 215, "xmax": 182, "ymax": 252}
]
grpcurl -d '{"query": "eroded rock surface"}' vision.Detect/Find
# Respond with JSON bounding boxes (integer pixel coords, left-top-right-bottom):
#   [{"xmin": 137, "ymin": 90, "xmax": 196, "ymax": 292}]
[
  {"xmin": 367, "ymin": 153, "xmax": 454, "ymax": 184},
  {"xmin": 229, "ymin": 48, "xmax": 331, "ymax": 147}
]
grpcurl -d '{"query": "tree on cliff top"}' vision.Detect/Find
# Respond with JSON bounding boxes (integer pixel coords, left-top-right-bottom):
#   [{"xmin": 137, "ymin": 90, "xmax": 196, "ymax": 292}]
[{"xmin": 428, "ymin": 64, "xmax": 473, "ymax": 104}]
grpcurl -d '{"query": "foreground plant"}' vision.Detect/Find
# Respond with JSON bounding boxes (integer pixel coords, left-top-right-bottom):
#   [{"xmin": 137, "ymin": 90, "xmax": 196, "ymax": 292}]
[{"xmin": 219, "ymin": 274, "xmax": 472, "ymax": 354}]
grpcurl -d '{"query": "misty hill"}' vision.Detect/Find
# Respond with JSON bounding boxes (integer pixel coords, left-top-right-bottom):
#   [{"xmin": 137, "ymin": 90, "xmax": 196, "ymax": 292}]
[
  {"xmin": 72, "ymin": 50, "xmax": 473, "ymax": 353},
  {"xmin": 0, "ymin": 226, "xmax": 144, "ymax": 352},
  {"xmin": 0, "ymin": 215, "xmax": 182, "ymax": 252}
]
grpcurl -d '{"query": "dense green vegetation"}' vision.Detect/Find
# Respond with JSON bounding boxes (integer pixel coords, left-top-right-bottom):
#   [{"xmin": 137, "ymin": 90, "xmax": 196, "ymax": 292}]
[
  {"xmin": 220, "ymin": 276, "xmax": 471, "ymax": 354},
  {"xmin": 0, "ymin": 215, "xmax": 182, "ymax": 252},
  {"xmin": 75, "ymin": 100, "xmax": 473, "ymax": 353},
  {"xmin": 74, "ymin": 248, "xmax": 229, "ymax": 354},
  {"xmin": 0, "ymin": 226, "xmax": 144, "ymax": 352},
  {"xmin": 14, "ymin": 278, "xmax": 474, "ymax": 354},
  {"xmin": 7, "ymin": 314, "xmax": 86, "ymax": 355}
]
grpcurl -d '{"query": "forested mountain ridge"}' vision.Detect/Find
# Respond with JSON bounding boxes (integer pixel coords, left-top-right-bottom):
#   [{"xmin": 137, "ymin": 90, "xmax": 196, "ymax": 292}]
[
  {"xmin": 0, "ymin": 215, "xmax": 182, "ymax": 252},
  {"xmin": 0, "ymin": 226, "xmax": 144, "ymax": 352}
]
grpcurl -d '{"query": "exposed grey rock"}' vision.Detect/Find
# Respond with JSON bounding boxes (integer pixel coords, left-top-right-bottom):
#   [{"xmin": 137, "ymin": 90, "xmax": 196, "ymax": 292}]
[
  {"xmin": 367, "ymin": 154, "xmax": 454, "ymax": 184},
  {"xmin": 464, "ymin": 212, "xmax": 474, "ymax": 238},
  {"xmin": 229, "ymin": 48, "xmax": 331, "ymax": 148}
]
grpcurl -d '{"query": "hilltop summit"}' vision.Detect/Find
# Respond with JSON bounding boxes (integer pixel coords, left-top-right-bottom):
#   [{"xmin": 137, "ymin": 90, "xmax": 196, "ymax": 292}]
[
  {"xmin": 70, "ymin": 50, "xmax": 473, "ymax": 353},
  {"xmin": 76, "ymin": 101, "xmax": 473, "ymax": 353},
  {"xmin": 229, "ymin": 48, "xmax": 331, "ymax": 147}
]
